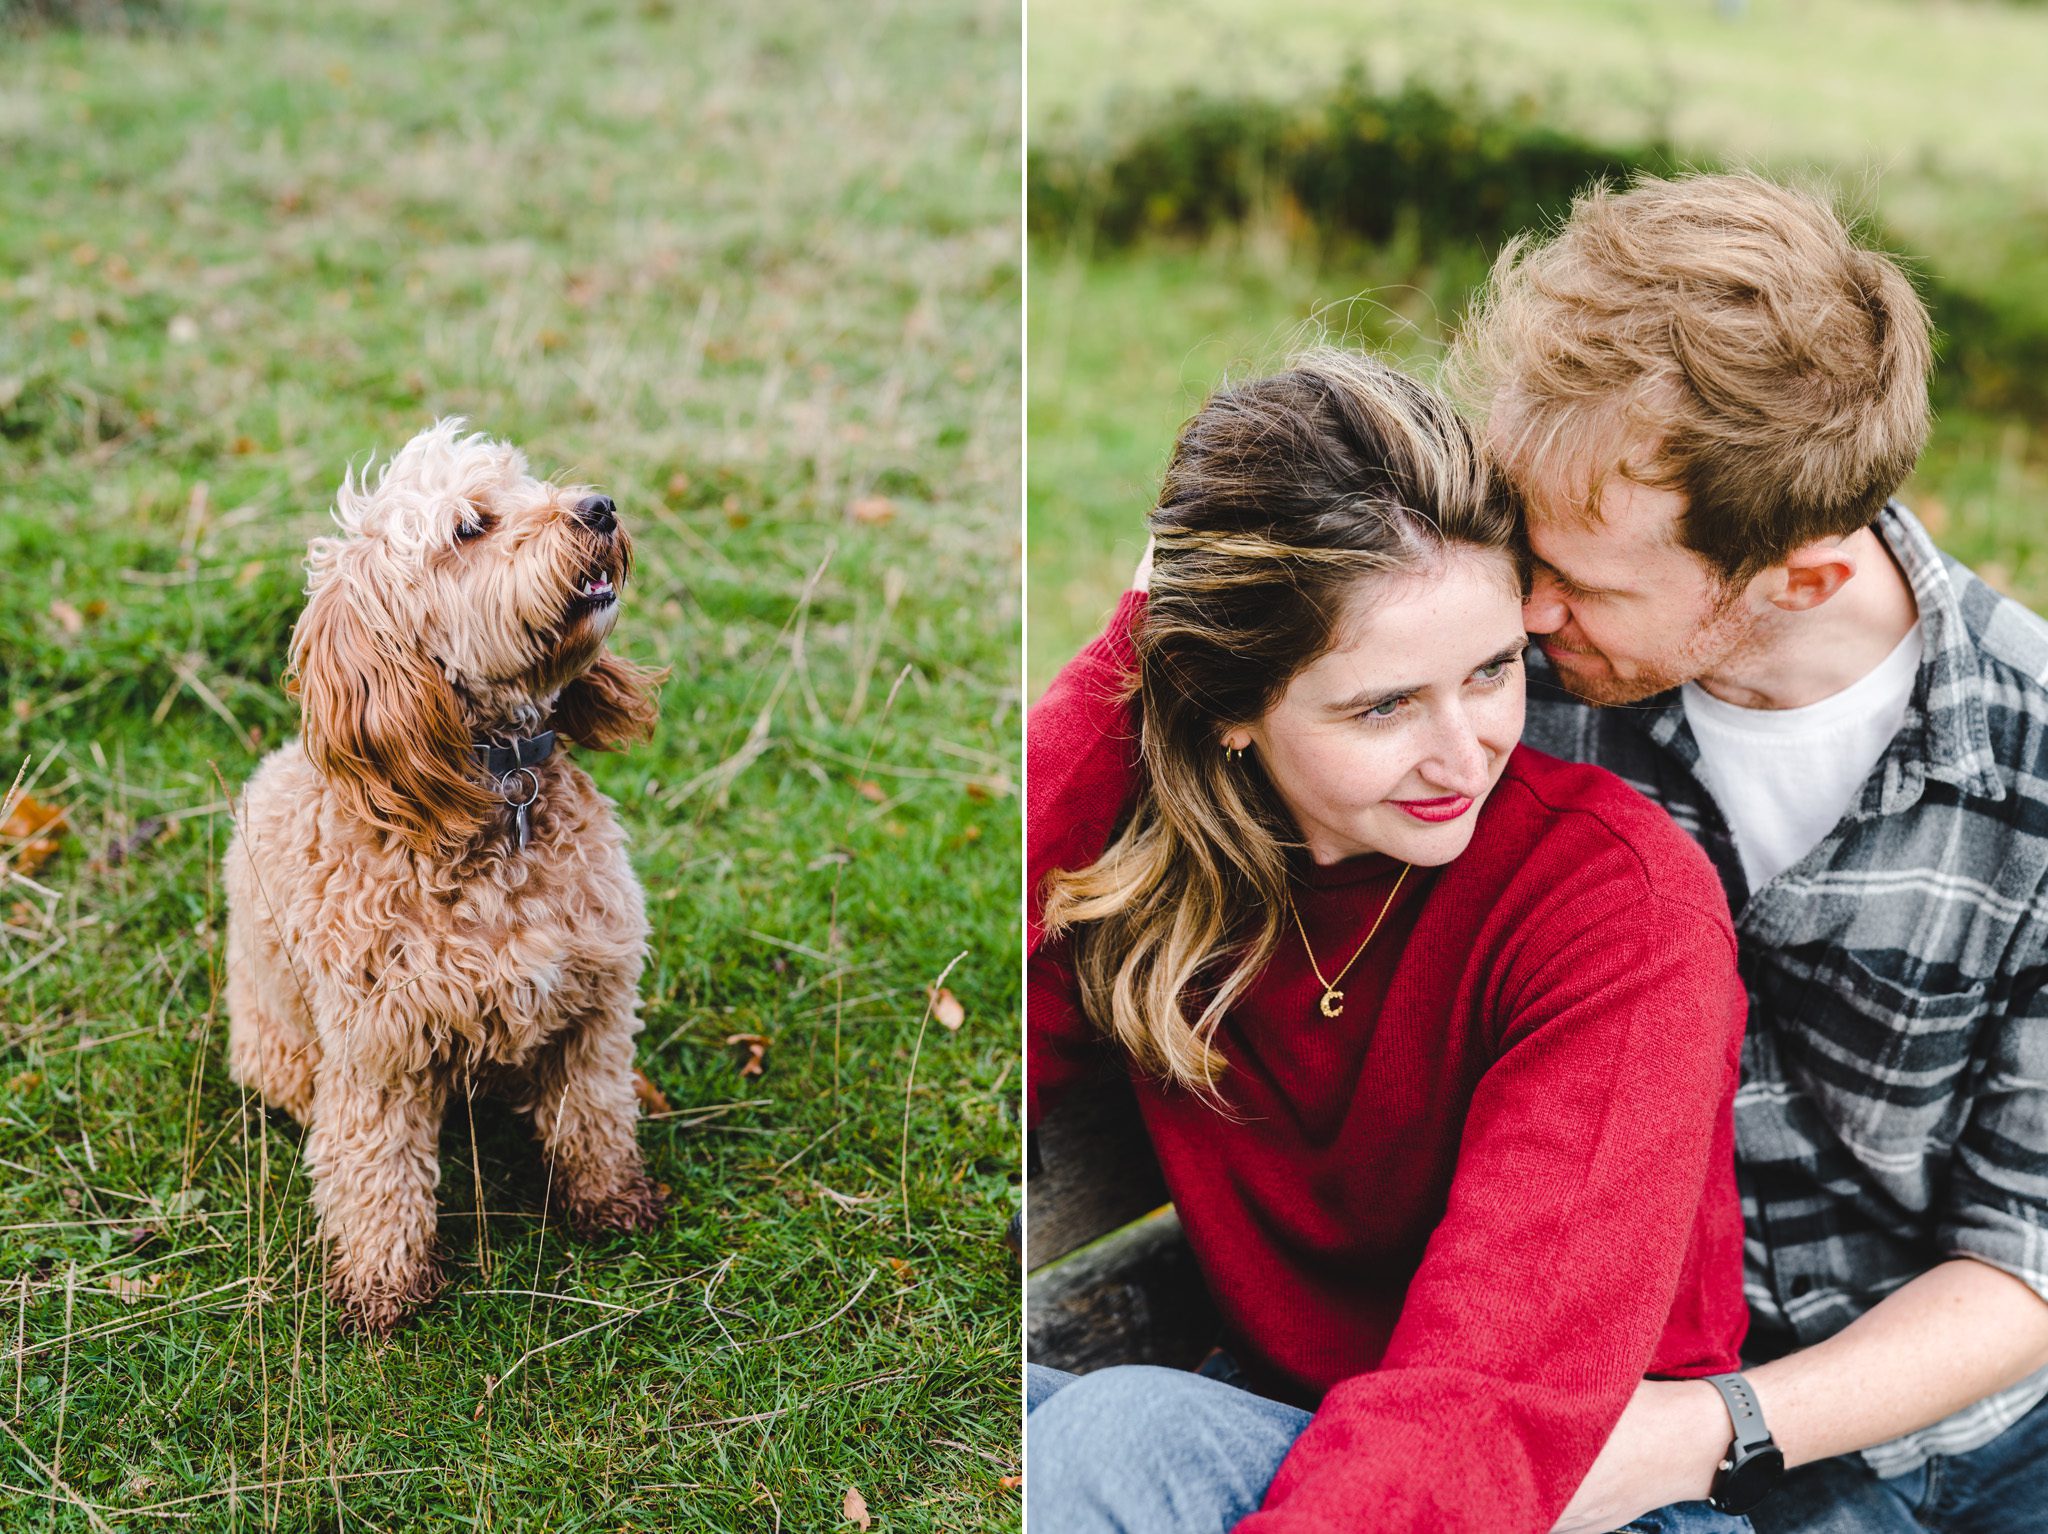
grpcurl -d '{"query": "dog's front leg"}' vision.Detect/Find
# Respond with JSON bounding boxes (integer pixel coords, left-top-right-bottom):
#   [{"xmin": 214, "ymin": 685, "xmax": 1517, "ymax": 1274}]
[
  {"xmin": 307, "ymin": 1055, "xmax": 448, "ymax": 1336},
  {"xmin": 525, "ymin": 1017, "xmax": 667, "ymax": 1240}
]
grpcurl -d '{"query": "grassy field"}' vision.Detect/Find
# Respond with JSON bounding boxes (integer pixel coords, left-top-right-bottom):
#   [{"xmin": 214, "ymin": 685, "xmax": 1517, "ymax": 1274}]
[
  {"xmin": 1025, "ymin": 0, "xmax": 2048, "ymax": 691},
  {"xmin": 0, "ymin": 2, "xmax": 1021, "ymax": 1530}
]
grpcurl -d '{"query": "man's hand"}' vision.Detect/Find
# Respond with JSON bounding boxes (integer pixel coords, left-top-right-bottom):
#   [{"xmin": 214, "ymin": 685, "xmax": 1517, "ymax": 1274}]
[{"xmin": 1550, "ymin": 1380, "xmax": 1725, "ymax": 1534}]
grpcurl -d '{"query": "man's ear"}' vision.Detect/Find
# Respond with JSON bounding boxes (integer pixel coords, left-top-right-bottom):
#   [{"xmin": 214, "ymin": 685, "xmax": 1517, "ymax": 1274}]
[{"xmin": 1769, "ymin": 541, "xmax": 1859, "ymax": 613}]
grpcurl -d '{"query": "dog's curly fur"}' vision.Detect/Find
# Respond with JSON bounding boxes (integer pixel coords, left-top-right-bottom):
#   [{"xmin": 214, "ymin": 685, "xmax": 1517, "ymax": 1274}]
[{"xmin": 224, "ymin": 420, "xmax": 667, "ymax": 1337}]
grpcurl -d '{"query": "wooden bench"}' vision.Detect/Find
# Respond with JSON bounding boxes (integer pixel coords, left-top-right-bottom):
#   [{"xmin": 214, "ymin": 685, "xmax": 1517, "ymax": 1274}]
[{"xmin": 1025, "ymin": 1072, "xmax": 1220, "ymax": 1374}]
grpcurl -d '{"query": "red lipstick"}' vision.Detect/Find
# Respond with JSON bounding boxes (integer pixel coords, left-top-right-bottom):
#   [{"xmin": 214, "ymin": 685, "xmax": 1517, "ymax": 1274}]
[{"xmin": 1391, "ymin": 795, "xmax": 1474, "ymax": 823}]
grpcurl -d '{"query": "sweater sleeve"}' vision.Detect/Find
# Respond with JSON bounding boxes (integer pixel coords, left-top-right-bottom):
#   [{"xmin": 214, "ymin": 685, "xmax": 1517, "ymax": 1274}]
[
  {"xmin": 1025, "ymin": 591, "xmax": 1148, "ymax": 1128},
  {"xmin": 1240, "ymin": 872, "xmax": 1748, "ymax": 1534}
]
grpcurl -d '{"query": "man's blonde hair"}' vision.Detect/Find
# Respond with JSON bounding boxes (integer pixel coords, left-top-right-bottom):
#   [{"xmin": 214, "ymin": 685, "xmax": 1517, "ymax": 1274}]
[{"xmin": 1448, "ymin": 171, "xmax": 1933, "ymax": 582}]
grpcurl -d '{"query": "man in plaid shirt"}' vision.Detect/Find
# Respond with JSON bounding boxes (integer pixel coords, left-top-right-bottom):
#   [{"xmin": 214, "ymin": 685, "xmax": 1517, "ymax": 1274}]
[{"xmin": 1451, "ymin": 173, "xmax": 2048, "ymax": 1533}]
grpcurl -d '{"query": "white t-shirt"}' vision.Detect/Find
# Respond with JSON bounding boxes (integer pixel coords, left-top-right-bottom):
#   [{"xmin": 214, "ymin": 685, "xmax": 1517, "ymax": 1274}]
[{"xmin": 1681, "ymin": 622, "xmax": 1923, "ymax": 894}]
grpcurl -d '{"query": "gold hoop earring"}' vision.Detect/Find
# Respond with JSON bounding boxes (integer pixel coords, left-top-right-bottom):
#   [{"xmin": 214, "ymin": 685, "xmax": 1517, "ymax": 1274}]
[{"xmin": 1224, "ymin": 743, "xmax": 1245, "ymax": 762}]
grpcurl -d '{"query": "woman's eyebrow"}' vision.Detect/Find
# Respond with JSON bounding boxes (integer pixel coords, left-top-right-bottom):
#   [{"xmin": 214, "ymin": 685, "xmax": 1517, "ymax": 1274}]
[{"xmin": 1323, "ymin": 637, "xmax": 1528, "ymax": 714}]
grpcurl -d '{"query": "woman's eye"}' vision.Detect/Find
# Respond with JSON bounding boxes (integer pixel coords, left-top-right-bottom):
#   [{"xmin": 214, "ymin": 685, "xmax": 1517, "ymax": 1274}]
[
  {"xmin": 1474, "ymin": 661, "xmax": 1506, "ymax": 680},
  {"xmin": 1361, "ymin": 697, "xmax": 1404, "ymax": 720}
]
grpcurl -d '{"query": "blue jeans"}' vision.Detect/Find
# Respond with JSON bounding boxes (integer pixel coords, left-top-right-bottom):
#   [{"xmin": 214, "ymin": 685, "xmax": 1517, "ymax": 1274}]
[
  {"xmin": 1752, "ymin": 1392, "xmax": 2048, "ymax": 1534},
  {"xmin": 1026, "ymin": 1361, "xmax": 1750, "ymax": 1533}
]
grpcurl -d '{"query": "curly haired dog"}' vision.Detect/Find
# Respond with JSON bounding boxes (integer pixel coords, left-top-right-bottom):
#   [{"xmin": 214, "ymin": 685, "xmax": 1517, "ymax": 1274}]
[{"xmin": 224, "ymin": 419, "xmax": 667, "ymax": 1336}]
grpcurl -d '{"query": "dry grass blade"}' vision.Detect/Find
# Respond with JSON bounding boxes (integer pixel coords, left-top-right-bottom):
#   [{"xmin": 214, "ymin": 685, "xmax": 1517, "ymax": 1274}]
[{"xmin": 900, "ymin": 950, "xmax": 970, "ymax": 1234}]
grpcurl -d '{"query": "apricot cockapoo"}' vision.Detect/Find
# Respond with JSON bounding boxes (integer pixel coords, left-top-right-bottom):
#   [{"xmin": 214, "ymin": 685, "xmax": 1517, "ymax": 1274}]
[{"xmin": 225, "ymin": 420, "xmax": 667, "ymax": 1336}]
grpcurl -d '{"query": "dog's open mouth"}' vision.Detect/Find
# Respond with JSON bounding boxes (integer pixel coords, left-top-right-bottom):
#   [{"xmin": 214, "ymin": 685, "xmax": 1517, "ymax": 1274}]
[{"xmin": 566, "ymin": 568, "xmax": 618, "ymax": 616}]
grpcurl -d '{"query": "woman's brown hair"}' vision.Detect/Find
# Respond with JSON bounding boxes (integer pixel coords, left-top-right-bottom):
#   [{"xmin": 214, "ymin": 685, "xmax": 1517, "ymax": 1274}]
[{"xmin": 1040, "ymin": 349, "xmax": 1520, "ymax": 1093}]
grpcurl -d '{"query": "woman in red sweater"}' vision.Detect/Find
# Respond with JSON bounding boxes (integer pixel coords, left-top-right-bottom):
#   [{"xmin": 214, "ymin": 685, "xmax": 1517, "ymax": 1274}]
[{"xmin": 1026, "ymin": 352, "xmax": 1754, "ymax": 1534}]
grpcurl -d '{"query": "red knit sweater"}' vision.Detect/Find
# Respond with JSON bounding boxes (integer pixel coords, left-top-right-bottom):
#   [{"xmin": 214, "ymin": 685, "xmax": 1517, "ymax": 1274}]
[{"xmin": 1028, "ymin": 594, "xmax": 1749, "ymax": 1533}]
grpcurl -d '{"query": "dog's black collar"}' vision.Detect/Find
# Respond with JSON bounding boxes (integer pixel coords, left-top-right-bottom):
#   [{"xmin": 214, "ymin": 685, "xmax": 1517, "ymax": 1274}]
[{"xmin": 472, "ymin": 731, "xmax": 557, "ymax": 777}]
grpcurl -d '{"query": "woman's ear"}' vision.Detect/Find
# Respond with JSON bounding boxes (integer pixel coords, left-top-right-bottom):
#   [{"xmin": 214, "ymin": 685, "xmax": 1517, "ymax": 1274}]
[
  {"xmin": 1221, "ymin": 728, "xmax": 1253, "ymax": 754},
  {"xmin": 553, "ymin": 650, "xmax": 665, "ymax": 751},
  {"xmin": 287, "ymin": 574, "xmax": 495, "ymax": 851}
]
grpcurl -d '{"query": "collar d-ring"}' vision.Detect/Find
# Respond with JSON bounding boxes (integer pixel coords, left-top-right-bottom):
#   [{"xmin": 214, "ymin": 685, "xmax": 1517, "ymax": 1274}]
[{"xmin": 502, "ymin": 766, "xmax": 541, "ymax": 808}]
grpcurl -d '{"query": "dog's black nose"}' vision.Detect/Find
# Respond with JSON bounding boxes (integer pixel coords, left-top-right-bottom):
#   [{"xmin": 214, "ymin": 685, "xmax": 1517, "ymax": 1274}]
[{"xmin": 574, "ymin": 495, "xmax": 617, "ymax": 533}]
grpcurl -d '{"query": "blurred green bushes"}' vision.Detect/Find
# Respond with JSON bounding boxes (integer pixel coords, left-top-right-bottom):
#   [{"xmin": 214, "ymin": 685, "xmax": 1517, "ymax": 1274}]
[
  {"xmin": 1029, "ymin": 70, "xmax": 1678, "ymax": 250},
  {"xmin": 1, "ymin": 0, "xmax": 171, "ymax": 29}
]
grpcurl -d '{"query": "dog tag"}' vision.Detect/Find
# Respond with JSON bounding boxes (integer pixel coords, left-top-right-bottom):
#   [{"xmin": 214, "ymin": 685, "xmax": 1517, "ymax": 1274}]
[{"xmin": 514, "ymin": 800, "xmax": 532, "ymax": 851}]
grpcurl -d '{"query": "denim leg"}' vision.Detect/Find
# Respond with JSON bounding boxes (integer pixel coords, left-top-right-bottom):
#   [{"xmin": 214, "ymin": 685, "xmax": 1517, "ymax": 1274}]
[
  {"xmin": 1922, "ymin": 1391, "xmax": 2048, "ymax": 1534},
  {"xmin": 1616, "ymin": 1502, "xmax": 1754, "ymax": 1534},
  {"xmin": 1027, "ymin": 1361, "xmax": 1078, "ymax": 1413},
  {"xmin": 1748, "ymin": 1450, "xmax": 1921, "ymax": 1534},
  {"xmin": 1025, "ymin": 1363, "xmax": 1312, "ymax": 1533}
]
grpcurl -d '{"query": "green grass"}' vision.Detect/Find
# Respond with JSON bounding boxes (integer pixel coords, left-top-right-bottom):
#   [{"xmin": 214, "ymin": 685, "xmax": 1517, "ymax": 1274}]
[
  {"xmin": 1027, "ymin": 232, "xmax": 2048, "ymax": 695},
  {"xmin": 0, "ymin": 1, "xmax": 1021, "ymax": 1530}
]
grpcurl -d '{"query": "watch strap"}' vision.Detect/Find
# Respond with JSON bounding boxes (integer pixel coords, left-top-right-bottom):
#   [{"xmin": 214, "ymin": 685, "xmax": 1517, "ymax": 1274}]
[{"xmin": 1703, "ymin": 1372, "xmax": 1773, "ymax": 1455}]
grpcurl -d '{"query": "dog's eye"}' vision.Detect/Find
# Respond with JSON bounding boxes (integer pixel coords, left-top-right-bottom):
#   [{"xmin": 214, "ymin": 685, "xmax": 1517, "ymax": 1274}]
[{"xmin": 455, "ymin": 520, "xmax": 488, "ymax": 544}]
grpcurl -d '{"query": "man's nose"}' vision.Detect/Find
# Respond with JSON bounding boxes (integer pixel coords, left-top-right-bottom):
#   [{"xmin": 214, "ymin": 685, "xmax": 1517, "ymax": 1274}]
[{"xmin": 1523, "ymin": 569, "xmax": 1568, "ymax": 635}]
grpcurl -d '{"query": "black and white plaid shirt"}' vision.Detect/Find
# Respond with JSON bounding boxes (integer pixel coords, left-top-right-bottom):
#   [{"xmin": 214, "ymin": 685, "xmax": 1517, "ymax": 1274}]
[{"xmin": 1523, "ymin": 503, "xmax": 2048, "ymax": 1477}]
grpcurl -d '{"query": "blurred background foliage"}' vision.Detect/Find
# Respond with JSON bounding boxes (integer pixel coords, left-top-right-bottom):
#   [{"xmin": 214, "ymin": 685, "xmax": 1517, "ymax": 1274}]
[{"xmin": 1026, "ymin": 0, "xmax": 2048, "ymax": 692}]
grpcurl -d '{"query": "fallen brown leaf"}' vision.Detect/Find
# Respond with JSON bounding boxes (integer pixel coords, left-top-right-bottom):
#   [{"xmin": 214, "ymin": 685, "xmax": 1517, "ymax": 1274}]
[
  {"xmin": 1000, "ymin": 1475, "xmax": 1022, "ymax": 1490},
  {"xmin": 842, "ymin": 1486, "xmax": 871, "ymax": 1530},
  {"xmin": 632, "ymin": 1068, "xmax": 672, "ymax": 1116},
  {"xmin": 724, "ymin": 1033, "xmax": 771, "ymax": 1078},
  {"xmin": 48, "ymin": 599, "xmax": 82, "ymax": 634},
  {"xmin": 106, "ymin": 1274, "xmax": 162, "ymax": 1303},
  {"xmin": 847, "ymin": 495, "xmax": 895, "ymax": 526},
  {"xmin": 930, "ymin": 986, "xmax": 965, "ymax": 1032},
  {"xmin": 1, "ymin": 793, "xmax": 68, "ymax": 877},
  {"xmin": 854, "ymin": 779, "xmax": 885, "ymax": 803}
]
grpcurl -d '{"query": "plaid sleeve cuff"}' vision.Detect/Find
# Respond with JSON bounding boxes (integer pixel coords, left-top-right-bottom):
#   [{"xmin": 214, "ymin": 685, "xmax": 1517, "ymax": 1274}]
[{"xmin": 1941, "ymin": 1191, "xmax": 2048, "ymax": 1305}]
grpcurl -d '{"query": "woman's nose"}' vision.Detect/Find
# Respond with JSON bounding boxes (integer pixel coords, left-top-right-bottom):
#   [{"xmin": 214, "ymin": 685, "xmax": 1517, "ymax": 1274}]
[{"xmin": 1423, "ymin": 704, "xmax": 1493, "ymax": 797}]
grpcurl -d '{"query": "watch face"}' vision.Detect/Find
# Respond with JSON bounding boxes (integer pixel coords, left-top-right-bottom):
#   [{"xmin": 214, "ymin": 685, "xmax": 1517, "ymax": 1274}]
[{"xmin": 1716, "ymin": 1445, "xmax": 1787, "ymax": 1515}]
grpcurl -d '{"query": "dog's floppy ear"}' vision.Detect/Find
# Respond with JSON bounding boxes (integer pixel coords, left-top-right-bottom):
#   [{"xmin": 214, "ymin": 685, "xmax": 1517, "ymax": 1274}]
[
  {"xmin": 553, "ymin": 650, "xmax": 665, "ymax": 751},
  {"xmin": 288, "ymin": 573, "xmax": 496, "ymax": 851}
]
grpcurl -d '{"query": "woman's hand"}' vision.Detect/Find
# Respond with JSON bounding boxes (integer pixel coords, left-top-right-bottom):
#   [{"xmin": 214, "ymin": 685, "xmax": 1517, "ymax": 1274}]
[{"xmin": 1131, "ymin": 536, "xmax": 1155, "ymax": 592}]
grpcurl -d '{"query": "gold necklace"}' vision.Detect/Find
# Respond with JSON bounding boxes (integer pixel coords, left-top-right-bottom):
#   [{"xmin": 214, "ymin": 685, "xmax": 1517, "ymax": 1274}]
[{"xmin": 1285, "ymin": 862, "xmax": 1411, "ymax": 1018}]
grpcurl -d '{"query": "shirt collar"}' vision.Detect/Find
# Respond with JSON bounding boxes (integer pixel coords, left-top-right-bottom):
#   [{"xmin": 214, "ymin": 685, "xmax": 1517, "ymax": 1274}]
[
  {"xmin": 1611, "ymin": 503, "xmax": 2003, "ymax": 809},
  {"xmin": 1872, "ymin": 502, "xmax": 2005, "ymax": 807}
]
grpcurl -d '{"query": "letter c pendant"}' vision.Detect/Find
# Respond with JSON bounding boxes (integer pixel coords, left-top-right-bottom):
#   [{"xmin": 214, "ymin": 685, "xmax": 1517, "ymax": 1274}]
[{"xmin": 1318, "ymin": 988, "xmax": 1344, "ymax": 1018}]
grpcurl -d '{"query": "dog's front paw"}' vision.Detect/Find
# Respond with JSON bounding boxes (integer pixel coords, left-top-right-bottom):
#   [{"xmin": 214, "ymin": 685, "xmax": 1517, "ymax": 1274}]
[
  {"xmin": 561, "ymin": 1173, "xmax": 670, "ymax": 1241},
  {"xmin": 327, "ymin": 1251, "xmax": 444, "ymax": 1338}
]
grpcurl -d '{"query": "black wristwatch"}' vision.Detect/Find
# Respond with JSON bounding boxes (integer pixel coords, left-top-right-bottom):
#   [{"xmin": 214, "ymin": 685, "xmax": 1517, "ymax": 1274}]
[{"xmin": 1703, "ymin": 1372, "xmax": 1785, "ymax": 1515}]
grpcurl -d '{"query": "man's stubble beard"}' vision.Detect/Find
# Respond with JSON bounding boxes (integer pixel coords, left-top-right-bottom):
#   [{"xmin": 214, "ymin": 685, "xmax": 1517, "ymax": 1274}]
[{"xmin": 1550, "ymin": 581, "xmax": 1762, "ymax": 709}]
